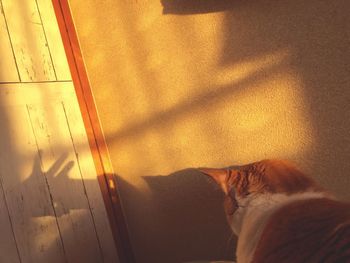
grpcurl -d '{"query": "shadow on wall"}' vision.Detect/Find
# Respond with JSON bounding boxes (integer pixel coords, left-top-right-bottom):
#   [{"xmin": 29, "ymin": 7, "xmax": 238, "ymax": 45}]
[
  {"xmin": 71, "ymin": 0, "xmax": 350, "ymax": 262},
  {"xmin": 217, "ymin": 0, "xmax": 350, "ymax": 198},
  {"xmin": 157, "ymin": 0, "xmax": 350, "ymax": 198},
  {"xmin": 107, "ymin": 58, "xmax": 282, "ymax": 146},
  {"xmin": 116, "ymin": 170, "xmax": 236, "ymax": 263}
]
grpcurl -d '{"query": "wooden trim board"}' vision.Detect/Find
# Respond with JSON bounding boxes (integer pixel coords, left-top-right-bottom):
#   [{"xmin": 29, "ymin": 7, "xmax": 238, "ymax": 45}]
[{"xmin": 50, "ymin": 1, "xmax": 135, "ymax": 262}]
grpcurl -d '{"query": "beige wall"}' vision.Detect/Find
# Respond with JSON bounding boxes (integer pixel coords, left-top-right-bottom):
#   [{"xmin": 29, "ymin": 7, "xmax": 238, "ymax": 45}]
[{"xmin": 69, "ymin": 0, "xmax": 350, "ymax": 262}]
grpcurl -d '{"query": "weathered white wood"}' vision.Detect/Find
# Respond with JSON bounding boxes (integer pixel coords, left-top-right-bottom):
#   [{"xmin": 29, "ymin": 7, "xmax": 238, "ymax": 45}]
[
  {"xmin": 0, "ymin": 1, "xmax": 19, "ymax": 82},
  {"xmin": 0, "ymin": 0, "xmax": 118, "ymax": 259},
  {"xmin": 36, "ymin": 0, "xmax": 71, "ymax": 81},
  {"xmin": 0, "ymin": 82, "xmax": 74, "ymax": 106},
  {"xmin": 0, "ymin": 104, "xmax": 66, "ymax": 263},
  {"xmin": 2, "ymin": 0, "xmax": 56, "ymax": 81},
  {"xmin": 0, "ymin": 82, "xmax": 118, "ymax": 262},
  {"xmin": 0, "ymin": 179, "xmax": 21, "ymax": 263},
  {"xmin": 63, "ymin": 100, "xmax": 119, "ymax": 263},
  {"xmin": 27, "ymin": 100, "xmax": 104, "ymax": 263}
]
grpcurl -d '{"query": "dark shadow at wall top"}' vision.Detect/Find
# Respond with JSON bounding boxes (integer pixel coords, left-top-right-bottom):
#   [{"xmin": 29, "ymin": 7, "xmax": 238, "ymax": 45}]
[{"xmin": 161, "ymin": 0, "xmax": 238, "ymax": 14}]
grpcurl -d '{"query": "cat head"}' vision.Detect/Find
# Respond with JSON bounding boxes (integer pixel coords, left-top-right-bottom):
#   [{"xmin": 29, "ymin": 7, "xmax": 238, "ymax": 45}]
[{"xmin": 199, "ymin": 159, "xmax": 322, "ymax": 233}]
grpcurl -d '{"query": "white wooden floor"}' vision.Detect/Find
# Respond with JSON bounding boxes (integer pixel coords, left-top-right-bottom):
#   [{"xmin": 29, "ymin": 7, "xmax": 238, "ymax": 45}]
[{"xmin": 0, "ymin": 0, "xmax": 118, "ymax": 262}]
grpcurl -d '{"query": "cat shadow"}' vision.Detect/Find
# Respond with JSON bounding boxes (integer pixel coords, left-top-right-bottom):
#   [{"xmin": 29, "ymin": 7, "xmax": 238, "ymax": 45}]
[{"xmin": 139, "ymin": 168, "xmax": 236, "ymax": 262}]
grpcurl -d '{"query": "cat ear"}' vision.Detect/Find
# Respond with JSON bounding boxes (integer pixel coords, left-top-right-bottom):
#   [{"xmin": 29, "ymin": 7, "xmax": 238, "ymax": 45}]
[{"xmin": 198, "ymin": 168, "xmax": 229, "ymax": 194}]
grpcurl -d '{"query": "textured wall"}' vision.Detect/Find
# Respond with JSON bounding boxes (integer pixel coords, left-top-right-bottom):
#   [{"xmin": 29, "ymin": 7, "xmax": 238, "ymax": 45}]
[{"xmin": 69, "ymin": 0, "xmax": 350, "ymax": 262}]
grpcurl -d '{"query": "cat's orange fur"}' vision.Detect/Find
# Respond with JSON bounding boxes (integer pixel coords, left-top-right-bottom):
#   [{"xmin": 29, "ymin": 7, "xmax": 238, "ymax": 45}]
[{"xmin": 200, "ymin": 159, "xmax": 350, "ymax": 263}]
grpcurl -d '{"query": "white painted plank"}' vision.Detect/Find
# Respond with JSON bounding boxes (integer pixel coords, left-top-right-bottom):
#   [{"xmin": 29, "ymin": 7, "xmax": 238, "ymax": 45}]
[
  {"xmin": 36, "ymin": 0, "xmax": 71, "ymax": 81},
  {"xmin": 63, "ymin": 100, "xmax": 119, "ymax": 263},
  {"xmin": 0, "ymin": 179, "xmax": 21, "ymax": 263},
  {"xmin": 0, "ymin": 104, "xmax": 66, "ymax": 263},
  {"xmin": 27, "ymin": 101, "xmax": 103, "ymax": 263},
  {"xmin": 2, "ymin": 0, "xmax": 56, "ymax": 81},
  {"xmin": 0, "ymin": 1, "xmax": 19, "ymax": 82}
]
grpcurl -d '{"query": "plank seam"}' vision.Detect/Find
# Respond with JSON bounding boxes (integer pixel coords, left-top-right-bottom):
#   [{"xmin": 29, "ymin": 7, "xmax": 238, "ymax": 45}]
[
  {"xmin": 0, "ymin": 0, "xmax": 21, "ymax": 82},
  {"xmin": 0, "ymin": 175, "xmax": 23, "ymax": 263},
  {"xmin": 25, "ymin": 104, "xmax": 69, "ymax": 263},
  {"xmin": 0, "ymin": 80, "xmax": 72, "ymax": 85},
  {"xmin": 61, "ymin": 101, "xmax": 105, "ymax": 262}
]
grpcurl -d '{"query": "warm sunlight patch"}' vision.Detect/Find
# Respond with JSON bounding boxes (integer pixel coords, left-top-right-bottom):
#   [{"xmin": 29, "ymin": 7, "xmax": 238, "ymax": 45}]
[{"xmin": 108, "ymin": 51, "xmax": 313, "ymax": 176}]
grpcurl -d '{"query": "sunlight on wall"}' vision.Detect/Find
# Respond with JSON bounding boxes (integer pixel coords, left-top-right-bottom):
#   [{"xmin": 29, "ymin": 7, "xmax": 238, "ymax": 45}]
[
  {"xmin": 99, "ymin": 47, "xmax": 313, "ymax": 187},
  {"xmin": 110, "ymin": 61, "xmax": 313, "ymax": 183},
  {"xmin": 69, "ymin": 0, "xmax": 314, "ymax": 188},
  {"xmin": 70, "ymin": 0, "xmax": 350, "ymax": 261}
]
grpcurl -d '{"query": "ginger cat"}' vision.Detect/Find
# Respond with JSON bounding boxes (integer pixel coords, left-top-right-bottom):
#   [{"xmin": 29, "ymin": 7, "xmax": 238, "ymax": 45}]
[{"xmin": 199, "ymin": 159, "xmax": 350, "ymax": 263}]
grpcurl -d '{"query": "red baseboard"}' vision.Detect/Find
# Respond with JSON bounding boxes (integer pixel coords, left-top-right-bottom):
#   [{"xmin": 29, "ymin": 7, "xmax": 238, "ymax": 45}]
[{"xmin": 51, "ymin": 1, "xmax": 135, "ymax": 262}]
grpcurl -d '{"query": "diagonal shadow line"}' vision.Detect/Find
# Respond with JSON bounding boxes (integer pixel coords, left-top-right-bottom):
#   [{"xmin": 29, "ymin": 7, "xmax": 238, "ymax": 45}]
[{"xmin": 105, "ymin": 61, "xmax": 284, "ymax": 145}]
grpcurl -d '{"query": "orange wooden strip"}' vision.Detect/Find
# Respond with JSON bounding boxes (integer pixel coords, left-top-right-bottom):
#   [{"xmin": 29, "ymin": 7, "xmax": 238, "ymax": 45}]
[{"xmin": 51, "ymin": 1, "xmax": 135, "ymax": 262}]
